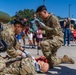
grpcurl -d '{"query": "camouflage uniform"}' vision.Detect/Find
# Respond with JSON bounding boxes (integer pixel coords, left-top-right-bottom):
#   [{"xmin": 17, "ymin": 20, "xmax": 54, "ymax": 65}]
[
  {"xmin": 0, "ymin": 56, "xmax": 6, "ymax": 75},
  {"xmin": 40, "ymin": 14, "xmax": 64, "ymax": 67},
  {"xmin": 0, "ymin": 56, "xmax": 36, "ymax": 75},
  {"xmin": 0, "ymin": 25, "xmax": 37, "ymax": 75},
  {"xmin": 1, "ymin": 25, "xmax": 21, "ymax": 57}
]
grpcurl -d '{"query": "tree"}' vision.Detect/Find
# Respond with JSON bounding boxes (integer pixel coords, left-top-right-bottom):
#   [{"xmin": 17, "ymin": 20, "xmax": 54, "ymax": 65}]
[
  {"xmin": 14, "ymin": 9, "xmax": 35, "ymax": 23},
  {"xmin": 11, "ymin": 9, "xmax": 66, "ymax": 24}
]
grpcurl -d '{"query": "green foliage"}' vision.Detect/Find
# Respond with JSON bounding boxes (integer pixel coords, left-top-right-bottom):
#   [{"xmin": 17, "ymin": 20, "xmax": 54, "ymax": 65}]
[
  {"xmin": 14, "ymin": 9, "xmax": 36, "ymax": 23},
  {"xmin": 11, "ymin": 9, "xmax": 65, "ymax": 24},
  {"xmin": 0, "ymin": 11, "xmax": 10, "ymax": 23}
]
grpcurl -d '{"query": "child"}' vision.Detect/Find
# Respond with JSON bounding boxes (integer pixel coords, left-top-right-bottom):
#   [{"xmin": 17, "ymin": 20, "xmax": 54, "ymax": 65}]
[
  {"xmin": 70, "ymin": 24, "xmax": 74, "ymax": 42},
  {"xmin": 36, "ymin": 27, "xmax": 43, "ymax": 50},
  {"xmin": 19, "ymin": 33, "xmax": 26, "ymax": 47},
  {"xmin": 27, "ymin": 29, "xmax": 34, "ymax": 48}
]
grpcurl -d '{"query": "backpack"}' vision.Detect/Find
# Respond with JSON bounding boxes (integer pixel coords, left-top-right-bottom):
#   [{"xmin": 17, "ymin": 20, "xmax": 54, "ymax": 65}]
[{"xmin": 0, "ymin": 23, "xmax": 8, "ymax": 52}]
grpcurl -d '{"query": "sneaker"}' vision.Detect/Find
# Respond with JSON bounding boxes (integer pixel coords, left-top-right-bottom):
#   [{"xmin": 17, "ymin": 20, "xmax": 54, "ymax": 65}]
[
  {"xmin": 67, "ymin": 44, "xmax": 71, "ymax": 46},
  {"xmin": 32, "ymin": 46, "xmax": 36, "ymax": 49},
  {"xmin": 37, "ymin": 47, "xmax": 41, "ymax": 50}
]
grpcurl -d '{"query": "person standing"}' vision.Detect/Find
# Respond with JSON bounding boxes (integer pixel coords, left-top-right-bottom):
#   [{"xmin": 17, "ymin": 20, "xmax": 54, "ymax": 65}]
[
  {"xmin": 27, "ymin": 29, "xmax": 34, "ymax": 48},
  {"xmin": 35, "ymin": 5, "xmax": 74, "ymax": 68},
  {"xmin": 30, "ymin": 14, "xmax": 40, "ymax": 48},
  {"xmin": 70, "ymin": 24, "xmax": 74, "ymax": 42},
  {"xmin": 63, "ymin": 18, "xmax": 71, "ymax": 46}
]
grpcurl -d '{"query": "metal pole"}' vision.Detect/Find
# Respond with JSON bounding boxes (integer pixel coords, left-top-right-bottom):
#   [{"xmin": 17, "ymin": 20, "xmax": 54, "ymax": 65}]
[
  {"xmin": 37, "ymin": 49, "xmax": 39, "ymax": 55},
  {"xmin": 43, "ymin": 0, "xmax": 45, "ymax": 5},
  {"xmin": 68, "ymin": 4, "xmax": 71, "ymax": 18},
  {"xmin": 72, "ymin": 15, "xmax": 73, "ymax": 18}
]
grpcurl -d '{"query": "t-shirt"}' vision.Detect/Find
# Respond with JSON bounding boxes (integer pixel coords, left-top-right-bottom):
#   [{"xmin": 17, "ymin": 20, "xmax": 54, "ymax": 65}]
[
  {"xmin": 30, "ymin": 18, "xmax": 39, "ymax": 32},
  {"xmin": 28, "ymin": 33, "xmax": 33, "ymax": 40},
  {"xmin": 36, "ymin": 29, "xmax": 43, "ymax": 38}
]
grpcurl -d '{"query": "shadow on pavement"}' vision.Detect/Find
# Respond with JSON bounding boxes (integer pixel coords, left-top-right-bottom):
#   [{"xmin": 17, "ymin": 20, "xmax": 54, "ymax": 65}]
[{"xmin": 38, "ymin": 65, "xmax": 76, "ymax": 75}]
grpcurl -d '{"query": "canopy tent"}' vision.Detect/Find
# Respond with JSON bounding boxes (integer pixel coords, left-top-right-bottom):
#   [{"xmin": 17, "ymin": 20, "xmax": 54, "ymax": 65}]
[{"xmin": 0, "ymin": 11, "xmax": 10, "ymax": 23}]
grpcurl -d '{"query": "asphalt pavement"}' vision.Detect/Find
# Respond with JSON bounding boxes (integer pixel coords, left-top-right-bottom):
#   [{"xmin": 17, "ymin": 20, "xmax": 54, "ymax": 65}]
[
  {"xmin": 24, "ymin": 40, "xmax": 76, "ymax": 75},
  {"xmin": 0, "ymin": 40, "xmax": 76, "ymax": 75}
]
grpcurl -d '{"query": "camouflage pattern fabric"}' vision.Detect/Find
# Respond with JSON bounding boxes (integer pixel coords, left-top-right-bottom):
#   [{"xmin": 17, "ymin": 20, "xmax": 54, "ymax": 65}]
[
  {"xmin": 0, "ymin": 57, "xmax": 36, "ymax": 75},
  {"xmin": 1, "ymin": 25, "xmax": 21, "ymax": 57},
  {"xmin": 0, "ymin": 56, "xmax": 6, "ymax": 72},
  {"xmin": 40, "ymin": 14, "xmax": 63, "ymax": 67}
]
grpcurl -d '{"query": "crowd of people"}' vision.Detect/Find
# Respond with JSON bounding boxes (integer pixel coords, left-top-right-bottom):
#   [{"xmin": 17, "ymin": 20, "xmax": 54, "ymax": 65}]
[
  {"xmin": 0, "ymin": 5, "xmax": 75, "ymax": 75},
  {"xmin": 13, "ymin": 13, "xmax": 43, "ymax": 50}
]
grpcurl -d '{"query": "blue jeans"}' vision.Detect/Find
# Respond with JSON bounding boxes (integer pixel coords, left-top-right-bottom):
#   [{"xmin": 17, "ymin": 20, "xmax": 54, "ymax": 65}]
[{"xmin": 64, "ymin": 28, "xmax": 71, "ymax": 45}]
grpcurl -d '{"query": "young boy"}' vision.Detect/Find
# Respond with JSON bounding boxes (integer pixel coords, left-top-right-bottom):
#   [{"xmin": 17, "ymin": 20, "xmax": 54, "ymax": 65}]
[{"xmin": 35, "ymin": 5, "xmax": 74, "ymax": 68}]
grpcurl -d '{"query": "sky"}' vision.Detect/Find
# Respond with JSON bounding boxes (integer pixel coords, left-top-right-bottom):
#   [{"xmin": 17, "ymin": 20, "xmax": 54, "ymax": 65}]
[{"xmin": 0, "ymin": 0, "xmax": 76, "ymax": 18}]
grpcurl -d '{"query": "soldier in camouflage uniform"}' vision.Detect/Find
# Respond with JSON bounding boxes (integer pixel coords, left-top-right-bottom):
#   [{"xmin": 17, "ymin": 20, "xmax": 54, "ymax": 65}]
[
  {"xmin": 0, "ymin": 52, "xmax": 50, "ymax": 75},
  {"xmin": 0, "ymin": 19, "xmax": 25, "ymax": 57},
  {"xmin": 36, "ymin": 5, "xmax": 74, "ymax": 68},
  {"xmin": 0, "ymin": 56, "xmax": 36, "ymax": 75},
  {"xmin": 0, "ymin": 21, "xmax": 37, "ymax": 75}
]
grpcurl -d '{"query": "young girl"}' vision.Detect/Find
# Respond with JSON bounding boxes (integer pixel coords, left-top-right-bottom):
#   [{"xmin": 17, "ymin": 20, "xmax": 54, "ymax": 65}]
[
  {"xmin": 36, "ymin": 27, "xmax": 43, "ymax": 50},
  {"xmin": 27, "ymin": 29, "xmax": 34, "ymax": 48}
]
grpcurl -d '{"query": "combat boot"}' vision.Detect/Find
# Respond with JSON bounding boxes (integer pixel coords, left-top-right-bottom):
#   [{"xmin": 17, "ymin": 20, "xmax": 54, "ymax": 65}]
[{"xmin": 61, "ymin": 55, "xmax": 75, "ymax": 64}]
